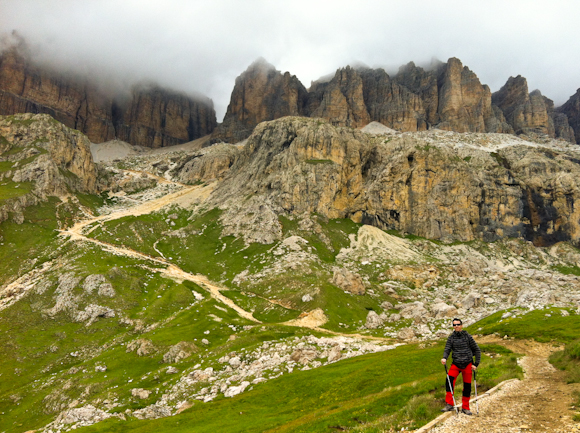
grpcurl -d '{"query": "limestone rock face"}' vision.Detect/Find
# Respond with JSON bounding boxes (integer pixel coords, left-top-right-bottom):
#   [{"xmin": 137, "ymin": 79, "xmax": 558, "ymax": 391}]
[
  {"xmin": 113, "ymin": 85, "xmax": 216, "ymax": 149},
  {"xmin": 212, "ymin": 59, "xmax": 309, "ymax": 143},
  {"xmin": 544, "ymin": 96, "xmax": 575, "ymax": 143},
  {"xmin": 558, "ymin": 89, "xmax": 580, "ymax": 143},
  {"xmin": 393, "ymin": 61, "xmax": 440, "ymax": 126},
  {"xmin": 492, "ymin": 76, "xmax": 554, "ymax": 136},
  {"xmin": 0, "ymin": 113, "xmax": 98, "ymax": 223},
  {"xmin": 437, "ymin": 58, "xmax": 500, "ymax": 133},
  {"xmin": 308, "ymin": 66, "xmax": 371, "ymax": 128},
  {"xmin": 209, "ymin": 117, "xmax": 580, "ymax": 247},
  {"xmin": 172, "ymin": 143, "xmax": 241, "ymax": 184},
  {"xmin": 0, "ymin": 48, "xmax": 115, "ymax": 143},
  {"xmin": 0, "ymin": 48, "xmax": 216, "ymax": 147},
  {"xmin": 358, "ymin": 67, "xmax": 427, "ymax": 132}
]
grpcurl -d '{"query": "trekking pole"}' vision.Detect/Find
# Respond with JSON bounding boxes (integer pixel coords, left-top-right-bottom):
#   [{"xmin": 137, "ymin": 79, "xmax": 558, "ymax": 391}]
[
  {"xmin": 444, "ymin": 364, "xmax": 459, "ymax": 415},
  {"xmin": 473, "ymin": 369, "xmax": 479, "ymax": 415}
]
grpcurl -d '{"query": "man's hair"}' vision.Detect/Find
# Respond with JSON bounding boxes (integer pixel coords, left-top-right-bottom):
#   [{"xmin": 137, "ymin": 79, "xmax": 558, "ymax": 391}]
[{"xmin": 452, "ymin": 318, "xmax": 462, "ymax": 325}]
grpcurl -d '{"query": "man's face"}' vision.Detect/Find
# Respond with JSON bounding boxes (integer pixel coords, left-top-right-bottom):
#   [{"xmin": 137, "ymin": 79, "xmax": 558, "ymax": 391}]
[{"xmin": 452, "ymin": 321, "xmax": 463, "ymax": 332}]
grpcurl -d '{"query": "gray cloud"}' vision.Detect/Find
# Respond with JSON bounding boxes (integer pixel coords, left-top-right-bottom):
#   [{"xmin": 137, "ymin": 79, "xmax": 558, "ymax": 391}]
[{"xmin": 1, "ymin": 0, "xmax": 579, "ymax": 120}]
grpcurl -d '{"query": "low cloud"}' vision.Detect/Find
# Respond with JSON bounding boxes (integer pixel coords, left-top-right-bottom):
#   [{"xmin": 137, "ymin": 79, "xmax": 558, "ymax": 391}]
[{"xmin": 1, "ymin": 0, "xmax": 579, "ymax": 120}]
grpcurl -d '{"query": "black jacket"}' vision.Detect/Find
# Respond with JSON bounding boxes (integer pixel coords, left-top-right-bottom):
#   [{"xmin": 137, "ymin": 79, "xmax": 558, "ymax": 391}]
[{"xmin": 443, "ymin": 330, "xmax": 481, "ymax": 369}]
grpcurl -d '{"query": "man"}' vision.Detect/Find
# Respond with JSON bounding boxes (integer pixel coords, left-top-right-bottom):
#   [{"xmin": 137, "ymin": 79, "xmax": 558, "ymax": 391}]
[{"xmin": 440, "ymin": 318, "xmax": 481, "ymax": 415}]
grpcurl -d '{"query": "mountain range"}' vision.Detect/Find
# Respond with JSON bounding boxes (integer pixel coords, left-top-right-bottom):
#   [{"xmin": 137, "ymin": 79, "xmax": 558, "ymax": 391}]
[{"xmin": 3, "ymin": 45, "xmax": 580, "ymax": 148}]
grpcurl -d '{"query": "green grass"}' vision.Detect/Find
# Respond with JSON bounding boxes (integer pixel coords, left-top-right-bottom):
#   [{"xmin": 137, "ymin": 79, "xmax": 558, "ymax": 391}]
[
  {"xmin": 304, "ymin": 159, "xmax": 334, "ymax": 165},
  {"xmin": 0, "ymin": 161, "xmax": 13, "ymax": 171},
  {"xmin": 468, "ymin": 308, "xmax": 580, "ymax": 343},
  {"xmin": 550, "ymin": 339, "xmax": 580, "ymax": 384},
  {"xmin": 0, "ymin": 180, "xmax": 33, "ymax": 201},
  {"xmin": 76, "ymin": 342, "xmax": 519, "ymax": 433},
  {"xmin": 551, "ymin": 264, "xmax": 580, "ymax": 276},
  {"xmin": 0, "ymin": 198, "xmax": 60, "ymax": 287}
]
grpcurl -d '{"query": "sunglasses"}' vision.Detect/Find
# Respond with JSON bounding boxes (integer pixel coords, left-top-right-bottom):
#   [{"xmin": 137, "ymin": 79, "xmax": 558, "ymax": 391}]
[{"xmin": 452, "ymin": 324, "xmax": 462, "ymax": 327}]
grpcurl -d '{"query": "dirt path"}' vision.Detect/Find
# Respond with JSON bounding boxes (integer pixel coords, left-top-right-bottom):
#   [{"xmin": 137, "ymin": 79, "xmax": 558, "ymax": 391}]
[
  {"xmin": 58, "ymin": 171, "xmax": 400, "ymax": 343},
  {"xmin": 429, "ymin": 337, "xmax": 580, "ymax": 433}
]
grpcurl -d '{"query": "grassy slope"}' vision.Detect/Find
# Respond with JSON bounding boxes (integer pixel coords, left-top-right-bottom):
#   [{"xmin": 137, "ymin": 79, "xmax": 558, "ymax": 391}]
[
  {"xmin": 468, "ymin": 307, "xmax": 580, "ymax": 343},
  {"xmin": 77, "ymin": 342, "xmax": 519, "ymax": 433},
  {"xmin": 0, "ymin": 194, "xmax": 524, "ymax": 433},
  {"xmin": 86, "ymin": 209, "xmax": 396, "ymax": 332}
]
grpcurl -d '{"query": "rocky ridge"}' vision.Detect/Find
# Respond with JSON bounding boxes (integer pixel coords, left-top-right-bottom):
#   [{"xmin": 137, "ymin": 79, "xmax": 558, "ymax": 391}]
[
  {"xmin": 213, "ymin": 57, "xmax": 577, "ymax": 144},
  {"xmin": 0, "ymin": 113, "xmax": 97, "ymax": 224},
  {"xmin": 207, "ymin": 116, "xmax": 580, "ymax": 247},
  {"xmin": 0, "ymin": 48, "xmax": 216, "ymax": 147},
  {"xmin": 212, "ymin": 59, "xmax": 308, "ymax": 143}
]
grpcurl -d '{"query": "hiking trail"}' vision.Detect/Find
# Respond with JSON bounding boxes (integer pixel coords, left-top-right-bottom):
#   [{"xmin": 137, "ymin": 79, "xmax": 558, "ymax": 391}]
[{"xmin": 428, "ymin": 336, "xmax": 580, "ymax": 433}]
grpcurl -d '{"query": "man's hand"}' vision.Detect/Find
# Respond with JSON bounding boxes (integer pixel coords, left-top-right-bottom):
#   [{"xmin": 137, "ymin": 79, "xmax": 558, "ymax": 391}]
[
  {"xmin": 441, "ymin": 358, "xmax": 446, "ymax": 365},
  {"xmin": 472, "ymin": 365, "xmax": 477, "ymax": 370}
]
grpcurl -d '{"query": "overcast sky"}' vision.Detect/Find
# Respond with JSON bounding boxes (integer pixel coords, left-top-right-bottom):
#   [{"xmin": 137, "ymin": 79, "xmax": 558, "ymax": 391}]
[{"xmin": 1, "ymin": 0, "xmax": 579, "ymax": 121}]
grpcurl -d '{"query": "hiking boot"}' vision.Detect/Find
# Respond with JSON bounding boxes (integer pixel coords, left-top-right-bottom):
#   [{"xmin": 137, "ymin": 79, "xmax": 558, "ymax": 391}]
[
  {"xmin": 441, "ymin": 404, "xmax": 454, "ymax": 412},
  {"xmin": 461, "ymin": 409, "xmax": 473, "ymax": 415}
]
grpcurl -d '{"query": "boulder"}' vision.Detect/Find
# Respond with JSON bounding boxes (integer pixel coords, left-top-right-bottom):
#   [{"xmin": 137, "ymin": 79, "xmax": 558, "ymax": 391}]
[
  {"xmin": 399, "ymin": 302, "xmax": 429, "ymax": 319},
  {"xmin": 290, "ymin": 348, "xmax": 318, "ymax": 365},
  {"xmin": 365, "ymin": 310, "xmax": 384, "ymax": 329},
  {"xmin": 331, "ymin": 268, "xmax": 366, "ymax": 295},
  {"xmin": 431, "ymin": 302, "xmax": 458, "ymax": 318},
  {"xmin": 461, "ymin": 293, "xmax": 482, "ymax": 310},
  {"xmin": 132, "ymin": 403, "xmax": 171, "ymax": 420},
  {"xmin": 397, "ymin": 327, "xmax": 416, "ymax": 340},
  {"xmin": 162, "ymin": 342, "xmax": 197, "ymax": 363},
  {"xmin": 327, "ymin": 346, "xmax": 342, "ymax": 362},
  {"xmin": 131, "ymin": 388, "xmax": 151, "ymax": 400},
  {"xmin": 224, "ymin": 381, "xmax": 250, "ymax": 398},
  {"xmin": 126, "ymin": 339, "xmax": 156, "ymax": 357}
]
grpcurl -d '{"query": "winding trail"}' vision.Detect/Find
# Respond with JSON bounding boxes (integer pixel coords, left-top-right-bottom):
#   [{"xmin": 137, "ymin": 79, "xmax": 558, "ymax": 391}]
[
  {"xmin": 57, "ymin": 172, "xmax": 395, "ymax": 344},
  {"xmin": 428, "ymin": 337, "xmax": 580, "ymax": 433},
  {"xmin": 59, "ymin": 181, "xmax": 261, "ymax": 323}
]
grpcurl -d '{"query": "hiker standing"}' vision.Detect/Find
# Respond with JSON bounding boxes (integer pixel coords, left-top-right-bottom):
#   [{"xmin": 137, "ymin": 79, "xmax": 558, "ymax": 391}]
[{"xmin": 440, "ymin": 318, "xmax": 481, "ymax": 415}]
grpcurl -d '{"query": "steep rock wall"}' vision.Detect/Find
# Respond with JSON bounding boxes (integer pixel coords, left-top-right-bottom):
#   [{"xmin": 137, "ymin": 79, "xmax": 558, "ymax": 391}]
[
  {"xmin": 0, "ymin": 49, "xmax": 216, "ymax": 147},
  {"xmin": 211, "ymin": 117, "xmax": 580, "ymax": 246},
  {"xmin": 212, "ymin": 59, "xmax": 309, "ymax": 143}
]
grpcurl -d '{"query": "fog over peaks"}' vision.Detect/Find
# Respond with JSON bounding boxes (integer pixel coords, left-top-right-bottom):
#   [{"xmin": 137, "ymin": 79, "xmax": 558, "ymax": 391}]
[{"xmin": 1, "ymin": 0, "xmax": 580, "ymax": 120}]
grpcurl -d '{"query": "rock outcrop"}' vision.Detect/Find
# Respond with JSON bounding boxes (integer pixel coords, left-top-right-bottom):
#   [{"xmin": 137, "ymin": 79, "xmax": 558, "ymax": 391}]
[
  {"xmin": 559, "ymin": 89, "xmax": 580, "ymax": 143},
  {"xmin": 113, "ymin": 85, "xmax": 216, "ymax": 148},
  {"xmin": 0, "ymin": 48, "xmax": 116, "ymax": 143},
  {"xmin": 308, "ymin": 66, "xmax": 371, "ymax": 128},
  {"xmin": 0, "ymin": 113, "xmax": 98, "ymax": 223},
  {"xmin": 491, "ymin": 76, "xmax": 555, "ymax": 137},
  {"xmin": 210, "ymin": 116, "xmax": 580, "ymax": 246},
  {"xmin": 544, "ymin": 96, "xmax": 576, "ymax": 143},
  {"xmin": 359, "ymin": 67, "xmax": 427, "ymax": 132},
  {"xmin": 212, "ymin": 59, "xmax": 308, "ymax": 143},
  {"xmin": 0, "ymin": 48, "xmax": 216, "ymax": 147},
  {"xmin": 436, "ymin": 57, "xmax": 509, "ymax": 133},
  {"xmin": 216, "ymin": 57, "xmax": 579, "ymax": 143}
]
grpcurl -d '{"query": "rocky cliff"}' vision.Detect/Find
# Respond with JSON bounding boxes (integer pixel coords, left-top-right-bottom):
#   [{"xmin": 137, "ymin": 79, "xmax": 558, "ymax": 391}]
[
  {"xmin": 307, "ymin": 66, "xmax": 371, "ymax": 128},
  {"xmin": 217, "ymin": 58, "xmax": 578, "ymax": 144},
  {"xmin": 211, "ymin": 59, "xmax": 309, "ymax": 143},
  {"xmin": 0, "ymin": 48, "xmax": 216, "ymax": 147},
  {"xmin": 491, "ymin": 75, "xmax": 556, "ymax": 137},
  {"xmin": 0, "ymin": 113, "xmax": 98, "ymax": 223},
  {"xmin": 113, "ymin": 85, "xmax": 216, "ymax": 149},
  {"xmin": 559, "ymin": 89, "xmax": 580, "ymax": 144},
  {"xmin": 0, "ymin": 49, "xmax": 116, "ymax": 143},
  {"xmin": 210, "ymin": 117, "xmax": 580, "ymax": 247}
]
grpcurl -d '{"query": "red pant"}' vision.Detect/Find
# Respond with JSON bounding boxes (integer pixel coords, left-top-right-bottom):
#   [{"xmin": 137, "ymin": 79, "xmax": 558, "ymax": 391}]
[{"xmin": 445, "ymin": 363, "xmax": 473, "ymax": 410}]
